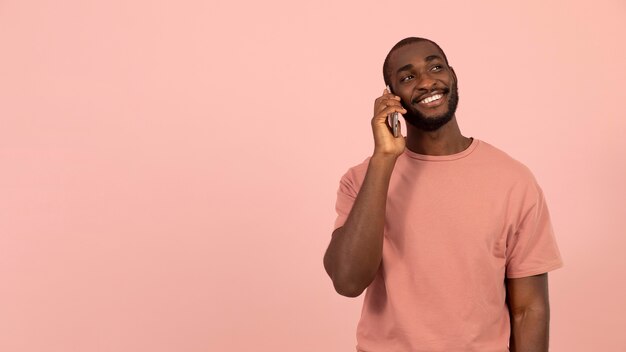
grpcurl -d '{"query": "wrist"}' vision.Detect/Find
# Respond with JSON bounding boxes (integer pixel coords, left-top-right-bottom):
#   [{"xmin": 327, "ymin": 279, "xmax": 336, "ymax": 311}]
[{"xmin": 370, "ymin": 152, "xmax": 399, "ymax": 165}]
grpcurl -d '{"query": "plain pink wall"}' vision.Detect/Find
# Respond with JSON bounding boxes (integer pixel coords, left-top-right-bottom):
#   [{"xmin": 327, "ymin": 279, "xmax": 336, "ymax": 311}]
[{"xmin": 1, "ymin": 0, "xmax": 624, "ymax": 351}]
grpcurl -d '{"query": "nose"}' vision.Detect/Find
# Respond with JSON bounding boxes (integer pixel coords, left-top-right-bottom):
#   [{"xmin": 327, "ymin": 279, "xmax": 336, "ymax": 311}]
[{"xmin": 416, "ymin": 72, "xmax": 437, "ymax": 92}]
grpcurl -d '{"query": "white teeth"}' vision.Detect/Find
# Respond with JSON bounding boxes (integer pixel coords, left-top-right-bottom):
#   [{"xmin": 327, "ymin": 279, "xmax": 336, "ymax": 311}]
[{"xmin": 420, "ymin": 94, "xmax": 443, "ymax": 104}]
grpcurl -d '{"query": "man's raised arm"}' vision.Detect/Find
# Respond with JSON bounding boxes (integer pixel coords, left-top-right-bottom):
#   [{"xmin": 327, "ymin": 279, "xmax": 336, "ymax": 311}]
[{"xmin": 323, "ymin": 87, "xmax": 407, "ymax": 297}]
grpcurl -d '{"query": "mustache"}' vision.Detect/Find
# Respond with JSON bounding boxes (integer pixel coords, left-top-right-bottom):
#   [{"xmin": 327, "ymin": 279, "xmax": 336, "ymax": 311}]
[{"xmin": 411, "ymin": 87, "xmax": 451, "ymax": 104}]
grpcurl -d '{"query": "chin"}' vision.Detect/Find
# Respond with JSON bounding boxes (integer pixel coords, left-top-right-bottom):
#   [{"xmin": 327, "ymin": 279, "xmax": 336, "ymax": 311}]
[
  {"xmin": 405, "ymin": 87, "xmax": 459, "ymax": 131},
  {"xmin": 404, "ymin": 108, "xmax": 454, "ymax": 131}
]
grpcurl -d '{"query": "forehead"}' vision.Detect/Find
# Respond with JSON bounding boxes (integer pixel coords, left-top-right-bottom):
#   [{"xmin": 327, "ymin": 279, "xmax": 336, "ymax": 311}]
[{"xmin": 388, "ymin": 41, "xmax": 445, "ymax": 70}]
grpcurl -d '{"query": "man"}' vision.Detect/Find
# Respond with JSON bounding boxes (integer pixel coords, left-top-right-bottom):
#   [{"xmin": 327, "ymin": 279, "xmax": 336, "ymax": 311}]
[{"xmin": 323, "ymin": 37, "xmax": 564, "ymax": 352}]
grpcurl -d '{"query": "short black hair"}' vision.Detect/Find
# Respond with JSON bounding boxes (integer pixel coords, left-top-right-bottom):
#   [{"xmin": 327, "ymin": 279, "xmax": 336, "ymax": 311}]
[{"xmin": 382, "ymin": 37, "xmax": 450, "ymax": 88}]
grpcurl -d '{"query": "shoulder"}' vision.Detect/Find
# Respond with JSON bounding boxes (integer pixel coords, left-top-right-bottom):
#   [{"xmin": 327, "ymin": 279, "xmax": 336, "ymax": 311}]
[
  {"xmin": 338, "ymin": 155, "xmax": 371, "ymax": 188},
  {"xmin": 475, "ymin": 140, "xmax": 538, "ymax": 184},
  {"xmin": 340, "ymin": 155, "xmax": 371, "ymax": 179},
  {"xmin": 473, "ymin": 141, "xmax": 550, "ymax": 219}
]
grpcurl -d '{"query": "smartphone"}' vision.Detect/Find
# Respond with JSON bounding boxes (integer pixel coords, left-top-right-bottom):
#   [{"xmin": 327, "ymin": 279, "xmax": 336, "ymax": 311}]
[{"xmin": 386, "ymin": 85, "xmax": 400, "ymax": 137}]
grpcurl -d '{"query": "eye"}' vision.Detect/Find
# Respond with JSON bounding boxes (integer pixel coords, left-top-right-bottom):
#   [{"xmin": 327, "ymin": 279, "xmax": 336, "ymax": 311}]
[
  {"xmin": 431, "ymin": 65, "xmax": 443, "ymax": 72},
  {"xmin": 400, "ymin": 75, "xmax": 414, "ymax": 82}
]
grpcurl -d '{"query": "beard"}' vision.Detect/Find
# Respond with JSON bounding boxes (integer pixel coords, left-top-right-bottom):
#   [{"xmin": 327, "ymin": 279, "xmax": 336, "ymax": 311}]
[{"xmin": 402, "ymin": 82, "xmax": 459, "ymax": 132}]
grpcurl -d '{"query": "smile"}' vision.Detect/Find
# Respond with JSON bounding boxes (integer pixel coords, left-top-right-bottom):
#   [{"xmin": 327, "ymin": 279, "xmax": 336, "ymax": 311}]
[
  {"xmin": 417, "ymin": 93, "xmax": 446, "ymax": 108},
  {"xmin": 420, "ymin": 94, "xmax": 443, "ymax": 104}
]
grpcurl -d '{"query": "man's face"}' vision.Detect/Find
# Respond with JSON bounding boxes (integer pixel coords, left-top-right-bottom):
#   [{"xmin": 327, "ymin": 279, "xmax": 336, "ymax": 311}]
[{"xmin": 387, "ymin": 41, "xmax": 459, "ymax": 131}]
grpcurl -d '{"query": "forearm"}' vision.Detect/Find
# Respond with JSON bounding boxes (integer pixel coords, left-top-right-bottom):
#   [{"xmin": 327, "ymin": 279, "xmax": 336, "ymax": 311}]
[
  {"xmin": 509, "ymin": 307, "xmax": 550, "ymax": 352},
  {"xmin": 324, "ymin": 154, "xmax": 397, "ymax": 297}
]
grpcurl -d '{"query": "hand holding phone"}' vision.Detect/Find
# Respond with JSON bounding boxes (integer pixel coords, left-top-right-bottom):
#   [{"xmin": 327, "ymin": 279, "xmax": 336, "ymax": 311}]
[{"xmin": 371, "ymin": 86, "xmax": 406, "ymax": 158}]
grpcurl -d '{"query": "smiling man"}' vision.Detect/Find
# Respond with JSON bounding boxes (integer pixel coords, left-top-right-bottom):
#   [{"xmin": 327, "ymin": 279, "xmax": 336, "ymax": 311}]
[{"xmin": 323, "ymin": 37, "xmax": 564, "ymax": 352}]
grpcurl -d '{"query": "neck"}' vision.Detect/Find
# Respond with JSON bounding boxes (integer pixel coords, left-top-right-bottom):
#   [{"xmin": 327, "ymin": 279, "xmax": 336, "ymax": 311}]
[{"xmin": 405, "ymin": 116, "xmax": 471, "ymax": 155}]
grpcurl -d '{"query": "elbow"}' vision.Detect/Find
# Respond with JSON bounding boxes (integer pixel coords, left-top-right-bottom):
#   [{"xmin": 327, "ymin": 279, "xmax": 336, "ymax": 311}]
[
  {"xmin": 323, "ymin": 242, "xmax": 371, "ymax": 298},
  {"xmin": 324, "ymin": 259, "xmax": 366, "ymax": 297},
  {"xmin": 324, "ymin": 260, "xmax": 366, "ymax": 297},
  {"xmin": 333, "ymin": 280, "xmax": 366, "ymax": 298},
  {"xmin": 328, "ymin": 269, "xmax": 369, "ymax": 297}
]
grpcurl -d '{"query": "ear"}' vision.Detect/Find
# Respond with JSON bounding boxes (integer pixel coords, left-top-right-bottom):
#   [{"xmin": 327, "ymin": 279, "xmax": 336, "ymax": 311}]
[{"xmin": 449, "ymin": 66, "xmax": 458, "ymax": 84}]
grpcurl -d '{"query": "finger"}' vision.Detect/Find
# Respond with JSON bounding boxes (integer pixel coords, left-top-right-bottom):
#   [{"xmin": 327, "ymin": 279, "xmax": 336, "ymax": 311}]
[
  {"xmin": 385, "ymin": 85, "xmax": 401, "ymax": 98},
  {"xmin": 376, "ymin": 105, "xmax": 407, "ymax": 117},
  {"xmin": 376, "ymin": 92, "xmax": 401, "ymax": 105},
  {"xmin": 383, "ymin": 88, "xmax": 400, "ymax": 99},
  {"xmin": 384, "ymin": 86, "xmax": 401, "ymax": 98},
  {"xmin": 381, "ymin": 114, "xmax": 396, "ymax": 136},
  {"xmin": 386, "ymin": 120, "xmax": 393, "ymax": 133},
  {"xmin": 375, "ymin": 98, "xmax": 404, "ymax": 114},
  {"xmin": 374, "ymin": 94, "xmax": 391, "ymax": 105}
]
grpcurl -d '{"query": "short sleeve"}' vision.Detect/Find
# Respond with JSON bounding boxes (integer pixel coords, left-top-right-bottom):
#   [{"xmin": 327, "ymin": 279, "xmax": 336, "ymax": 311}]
[
  {"xmin": 505, "ymin": 181, "xmax": 564, "ymax": 279},
  {"xmin": 332, "ymin": 170, "xmax": 358, "ymax": 231}
]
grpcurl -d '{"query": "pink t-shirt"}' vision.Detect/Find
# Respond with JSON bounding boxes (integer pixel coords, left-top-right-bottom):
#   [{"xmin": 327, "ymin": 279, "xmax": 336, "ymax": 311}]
[{"xmin": 332, "ymin": 138, "xmax": 564, "ymax": 352}]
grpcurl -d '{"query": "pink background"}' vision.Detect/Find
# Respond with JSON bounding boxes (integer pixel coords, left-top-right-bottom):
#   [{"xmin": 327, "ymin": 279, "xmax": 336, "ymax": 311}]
[{"xmin": 1, "ymin": 0, "xmax": 624, "ymax": 351}]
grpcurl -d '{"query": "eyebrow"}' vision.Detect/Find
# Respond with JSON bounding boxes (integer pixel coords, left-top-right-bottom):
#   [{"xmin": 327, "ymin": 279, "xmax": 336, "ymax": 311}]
[
  {"xmin": 425, "ymin": 55, "xmax": 443, "ymax": 62},
  {"xmin": 396, "ymin": 64, "xmax": 414, "ymax": 74},
  {"xmin": 395, "ymin": 55, "xmax": 444, "ymax": 74}
]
